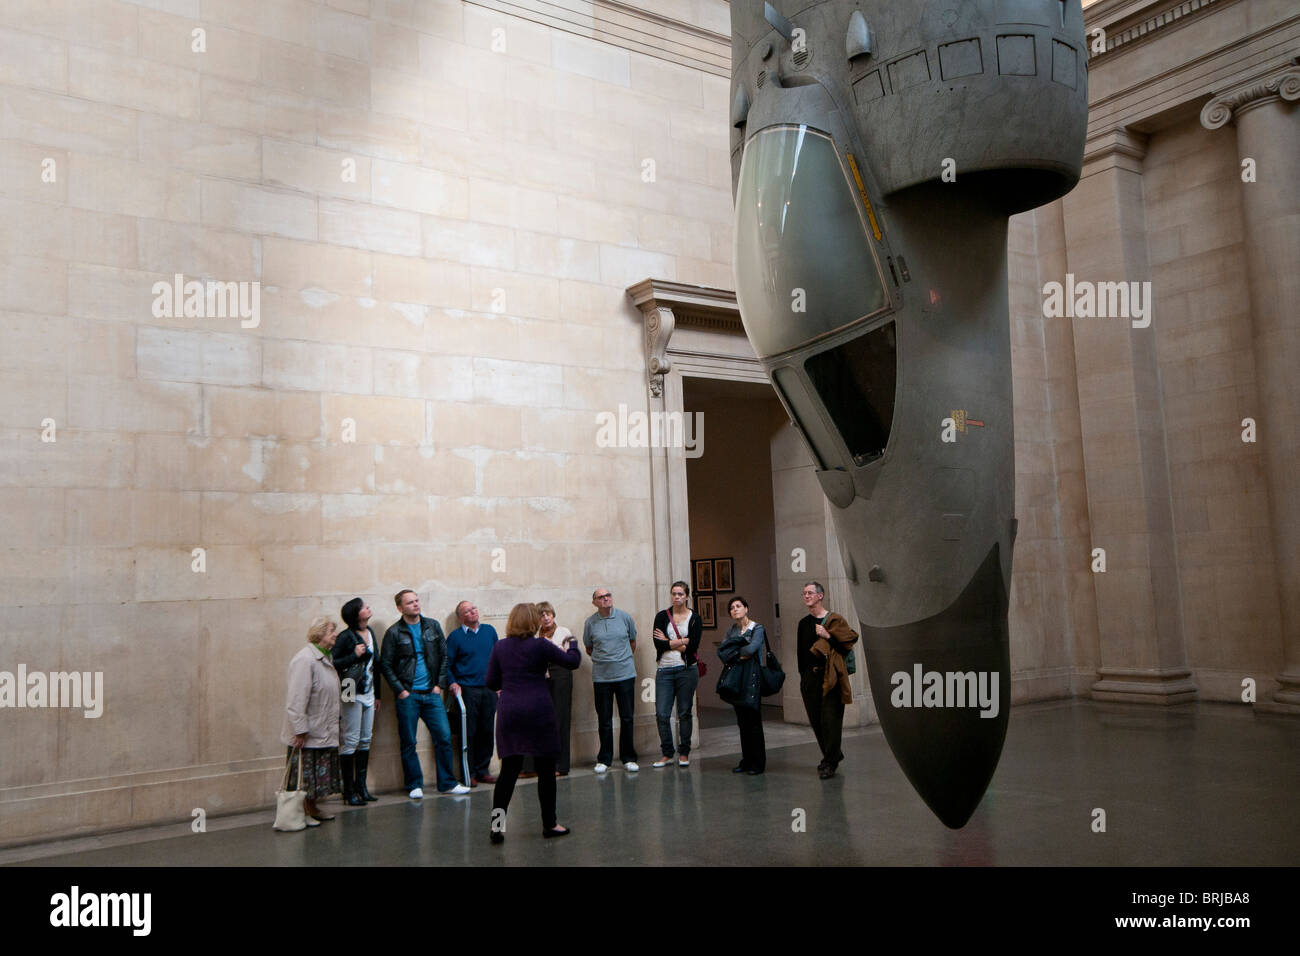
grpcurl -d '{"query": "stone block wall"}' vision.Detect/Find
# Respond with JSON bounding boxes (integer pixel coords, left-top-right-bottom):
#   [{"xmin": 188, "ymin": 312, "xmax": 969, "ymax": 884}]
[
  {"xmin": 0, "ymin": 0, "xmax": 735, "ymax": 846},
  {"xmin": 1, "ymin": 0, "xmax": 1290, "ymax": 847},
  {"xmin": 1143, "ymin": 117, "xmax": 1284, "ymax": 700}
]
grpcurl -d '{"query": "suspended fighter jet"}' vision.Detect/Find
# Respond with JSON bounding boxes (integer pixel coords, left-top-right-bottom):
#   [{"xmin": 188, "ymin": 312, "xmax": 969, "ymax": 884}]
[{"xmin": 729, "ymin": 0, "xmax": 1088, "ymax": 827}]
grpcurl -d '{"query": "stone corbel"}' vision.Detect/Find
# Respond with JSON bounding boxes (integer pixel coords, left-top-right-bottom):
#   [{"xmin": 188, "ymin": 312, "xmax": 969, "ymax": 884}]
[
  {"xmin": 627, "ymin": 278, "xmax": 744, "ymax": 397},
  {"xmin": 1201, "ymin": 66, "xmax": 1300, "ymax": 130},
  {"xmin": 641, "ymin": 304, "xmax": 676, "ymax": 398}
]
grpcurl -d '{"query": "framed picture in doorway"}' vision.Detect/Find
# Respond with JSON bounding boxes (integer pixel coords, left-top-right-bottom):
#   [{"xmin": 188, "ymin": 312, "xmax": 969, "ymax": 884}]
[
  {"xmin": 714, "ymin": 557, "xmax": 734, "ymax": 593},
  {"xmin": 693, "ymin": 558, "xmax": 714, "ymax": 594},
  {"xmin": 698, "ymin": 594, "xmax": 716, "ymax": 629}
]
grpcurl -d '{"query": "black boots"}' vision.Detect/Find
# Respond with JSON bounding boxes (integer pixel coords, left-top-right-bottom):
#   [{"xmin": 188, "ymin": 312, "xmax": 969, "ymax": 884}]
[
  {"xmin": 355, "ymin": 749, "xmax": 378, "ymax": 802},
  {"xmin": 341, "ymin": 754, "xmax": 366, "ymax": 807},
  {"xmin": 341, "ymin": 750, "xmax": 376, "ymax": 805}
]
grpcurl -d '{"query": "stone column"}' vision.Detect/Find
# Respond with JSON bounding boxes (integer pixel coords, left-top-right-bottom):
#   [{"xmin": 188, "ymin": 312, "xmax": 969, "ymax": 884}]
[
  {"xmin": 1202, "ymin": 67, "xmax": 1300, "ymax": 712},
  {"xmin": 1035, "ymin": 197, "xmax": 1102, "ymax": 695},
  {"xmin": 626, "ymin": 279, "xmax": 756, "ymax": 606},
  {"xmin": 1062, "ymin": 128, "xmax": 1196, "ymax": 704}
]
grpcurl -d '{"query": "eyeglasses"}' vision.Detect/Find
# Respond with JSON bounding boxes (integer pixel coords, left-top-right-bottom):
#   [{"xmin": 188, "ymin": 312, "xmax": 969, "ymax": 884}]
[{"xmin": 595, "ymin": 594, "xmax": 612, "ymax": 600}]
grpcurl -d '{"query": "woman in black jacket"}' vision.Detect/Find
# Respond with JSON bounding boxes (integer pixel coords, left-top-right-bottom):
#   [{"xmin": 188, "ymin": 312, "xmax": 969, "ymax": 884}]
[
  {"xmin": 332, "ymin": 597, "xmax": 380, "ymax": 807},
  {"xmin": 717, "ymin": 595, "xmax": 767, "ymax": 775},
  {"xmin": 651, "ymin": 580, "xmax": 703, "ymax": 768}
]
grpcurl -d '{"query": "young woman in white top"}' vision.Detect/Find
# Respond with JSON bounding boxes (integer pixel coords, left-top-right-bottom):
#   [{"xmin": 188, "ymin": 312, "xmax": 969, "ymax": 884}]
[{"xmin": 651, "ymin": 581, "xmax": 703, "ymax": 767}]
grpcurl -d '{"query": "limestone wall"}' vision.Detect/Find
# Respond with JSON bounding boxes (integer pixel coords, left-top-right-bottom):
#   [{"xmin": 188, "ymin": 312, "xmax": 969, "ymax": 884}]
[
  {"xmin": 0, "ymin": 0, "xmax": 734, "ymax": 846},
  {"xmin": 0, "ymin": 0, "xmax": 1291, "ymax": 847},
  {"xmin": 1143, "ymin": 118, "xmax": 1284, "ymax": 700}
]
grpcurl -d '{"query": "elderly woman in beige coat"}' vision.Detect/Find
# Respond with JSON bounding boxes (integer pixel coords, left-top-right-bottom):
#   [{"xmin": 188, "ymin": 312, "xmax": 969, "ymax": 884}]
[{"xmin": 281, "ymin": 616, "xmax": 343, "ymax": 822}]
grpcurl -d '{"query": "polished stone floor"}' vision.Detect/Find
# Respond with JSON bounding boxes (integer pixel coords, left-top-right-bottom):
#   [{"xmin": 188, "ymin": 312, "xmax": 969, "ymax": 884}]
[{"xmin": 5, "ymin": 700, "xmax": 1296, "ymax": 866}]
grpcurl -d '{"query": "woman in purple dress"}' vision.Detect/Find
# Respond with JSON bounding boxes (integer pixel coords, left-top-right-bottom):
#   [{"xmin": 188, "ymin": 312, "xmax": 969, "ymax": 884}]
[{"xmin": 486, "ymin": 602, "xmax": 581, "ymax": 844}]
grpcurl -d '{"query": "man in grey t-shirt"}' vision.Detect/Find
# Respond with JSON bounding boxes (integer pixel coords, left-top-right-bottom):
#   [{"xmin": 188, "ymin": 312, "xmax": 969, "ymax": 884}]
[{"xmin": 582, "ymin": 586, "xmax": 639, "ymax": 773}]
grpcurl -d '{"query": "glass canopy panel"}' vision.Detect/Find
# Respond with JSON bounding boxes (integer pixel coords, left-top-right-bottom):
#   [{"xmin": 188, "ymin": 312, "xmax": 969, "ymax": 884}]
[
  {"xmin": 734, "ymin": 125, "xmax": 887, "ymax": 360},
  {"xmin": 803, "ymin": 320, "xmax": 898, "ymax": 467}
]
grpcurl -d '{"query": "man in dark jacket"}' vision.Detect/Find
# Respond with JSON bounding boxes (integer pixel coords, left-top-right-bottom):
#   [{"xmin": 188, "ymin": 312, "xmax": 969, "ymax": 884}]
[
  {"xmin": 380, "ymin": 589, "xmax": 470, "ymax": 797},
  {"xmin": 797, "ymin": 581, "xmax": 859, "ymax": 779}
]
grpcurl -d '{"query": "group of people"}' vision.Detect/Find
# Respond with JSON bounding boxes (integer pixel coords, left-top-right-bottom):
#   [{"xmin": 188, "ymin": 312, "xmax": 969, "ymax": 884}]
[
  {"xmin": 278, "ymin": 578, "xmax": 859, "ymax": 842},
  {"xmin": 712, "ymin": 582, "xmax": 857, "ymax": 777}
]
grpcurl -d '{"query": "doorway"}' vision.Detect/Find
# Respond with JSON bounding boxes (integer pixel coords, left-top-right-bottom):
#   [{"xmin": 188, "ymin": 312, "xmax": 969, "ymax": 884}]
[
  {"xmin": 683, "ymin": 377, "xmax": 786, "ymax": 740},
  {"xmin": 628, "ymin": 277, "xmax": 875, "ymax": 760}
]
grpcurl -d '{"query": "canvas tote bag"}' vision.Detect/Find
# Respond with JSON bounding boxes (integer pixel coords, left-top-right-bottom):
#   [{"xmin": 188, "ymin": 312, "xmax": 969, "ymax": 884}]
[{"xmin": 273, "ymin": 747, "xmax": 308, "ymax": 831}]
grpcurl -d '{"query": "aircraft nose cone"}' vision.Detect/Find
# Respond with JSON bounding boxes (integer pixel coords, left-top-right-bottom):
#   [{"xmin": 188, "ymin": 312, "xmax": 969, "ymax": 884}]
[{"xmin": 861, "ymin": 544, "xmax": 1011, "ymax": 828}]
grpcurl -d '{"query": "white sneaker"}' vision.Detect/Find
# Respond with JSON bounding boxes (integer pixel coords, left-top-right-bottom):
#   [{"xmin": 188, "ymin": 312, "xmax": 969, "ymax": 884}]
[
  {"xmin": 409, "ymin": 787, "xmax": 424, "ymax": 799},
  {"xmin": 445, "ymin": 784, "xmax": 471, "ymax": 795},
  {"xmin": 594, "ymin": 763, "xmax": 608, "ymax": 774},
  {"xmin": 652, "ymin": 757, "xmax": 673, "ymax": 768},
  {"xmin": 625, "ymin": 761, "xmax": 640, "ymax": 772}
]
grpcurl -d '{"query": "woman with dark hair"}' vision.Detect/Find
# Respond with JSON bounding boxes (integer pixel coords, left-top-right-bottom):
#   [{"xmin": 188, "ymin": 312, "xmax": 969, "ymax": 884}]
[
  {"xmin": 717, "ymin": 595, "xmax": 767, "ymax": 775},
  {"xmin": 485, "ymin": 603, "xmax": 581, "ymax": 844},
  {"xmin": 280, "ymin": 617, "xmax": 343, "ymax": 823},
  {"xmin": 651, "ymin": 580, "xmax": 702, "ymax": 767},
  {"xmin": 332, "ymin": 597, "xmax": 379, "ymax": 806}
]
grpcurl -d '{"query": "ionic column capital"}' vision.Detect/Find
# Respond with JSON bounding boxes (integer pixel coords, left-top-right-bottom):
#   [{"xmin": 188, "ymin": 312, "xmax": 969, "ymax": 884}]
[{"xmin": 1201, "ymin": 66, "xmax": 1300, "ymax": 130}]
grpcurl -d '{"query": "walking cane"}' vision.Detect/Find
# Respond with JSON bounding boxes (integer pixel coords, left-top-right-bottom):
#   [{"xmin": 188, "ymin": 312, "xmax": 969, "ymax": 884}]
[{"xmin": 453, "ymin": 686, "xmax": 471, "ymax": 785}]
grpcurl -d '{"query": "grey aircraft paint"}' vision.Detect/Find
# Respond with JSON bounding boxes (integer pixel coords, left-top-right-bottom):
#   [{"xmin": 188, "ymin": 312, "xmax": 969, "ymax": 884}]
[{"xmin": 729, "ymin": 0, "xmax": 1088, "ymax": 827}]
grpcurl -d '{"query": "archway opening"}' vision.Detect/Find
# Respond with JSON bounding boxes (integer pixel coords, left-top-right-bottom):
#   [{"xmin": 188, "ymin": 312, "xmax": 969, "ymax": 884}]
[{"xmin": 682, "ymin": 376, "xmax": 787, "ymax": 739}]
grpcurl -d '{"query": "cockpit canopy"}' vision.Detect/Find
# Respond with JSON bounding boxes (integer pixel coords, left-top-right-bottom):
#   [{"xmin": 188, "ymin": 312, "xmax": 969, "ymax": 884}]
[{"xmin": 734, "ymin": 124, "xmax": 890, "ymax": 360}]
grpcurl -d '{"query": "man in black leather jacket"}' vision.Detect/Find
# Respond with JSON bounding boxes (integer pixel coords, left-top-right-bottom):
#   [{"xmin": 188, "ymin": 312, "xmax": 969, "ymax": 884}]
[{"xmin": 380, "ymin": 590, "xmax": 469, "ymax": 797}]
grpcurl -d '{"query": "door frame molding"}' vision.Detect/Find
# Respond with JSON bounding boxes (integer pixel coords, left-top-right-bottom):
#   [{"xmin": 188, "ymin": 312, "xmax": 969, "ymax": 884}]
[
  {"xmin": 626, "ymin": 278, "xmax": 763, "ymax": 606},
  {"xmin": 626, "ymin": 278, "xmax": 875, "ymax": 726}
]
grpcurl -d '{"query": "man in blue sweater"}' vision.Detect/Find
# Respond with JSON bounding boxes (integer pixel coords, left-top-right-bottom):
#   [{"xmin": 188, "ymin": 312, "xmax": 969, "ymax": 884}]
[{"xmin": 445, "ymin": 600, "xmax": 499, "ymax": 785}]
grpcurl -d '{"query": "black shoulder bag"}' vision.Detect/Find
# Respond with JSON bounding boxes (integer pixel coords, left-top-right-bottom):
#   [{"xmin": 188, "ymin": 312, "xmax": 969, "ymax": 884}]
[{"xmin": 758, "ymin": 629, "xmax": 785, "ymax": 697}]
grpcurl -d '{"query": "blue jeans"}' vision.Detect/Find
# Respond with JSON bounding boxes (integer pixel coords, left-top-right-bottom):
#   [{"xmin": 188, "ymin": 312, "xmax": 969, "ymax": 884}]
[
  {"xmin": 394, "ymin": 690, "xmax": 456, "ymax": 792},
  {"xmin": 655, "ymin": 665, "xmax": 698, "ymax": 757}
]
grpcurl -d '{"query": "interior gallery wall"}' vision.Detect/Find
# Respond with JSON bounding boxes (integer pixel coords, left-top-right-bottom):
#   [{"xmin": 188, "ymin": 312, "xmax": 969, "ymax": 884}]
[{"xmin": 0, "ymin": 0, "xmax": 1295, "ymax": 847}]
